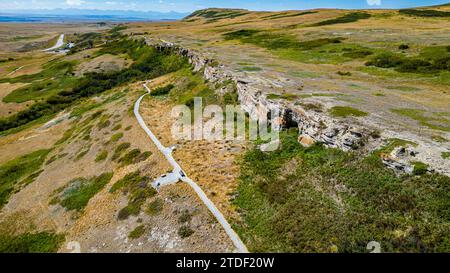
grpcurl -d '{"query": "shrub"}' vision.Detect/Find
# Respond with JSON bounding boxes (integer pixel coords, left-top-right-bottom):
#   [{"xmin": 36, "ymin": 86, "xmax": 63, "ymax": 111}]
[
  {"xmin": 95, "ymin": 150, "xmax": 108, "ymax": 162},
  {"xmin": 178, "ymin": 226, "xmax": 194, "ymax": 238},
  {"xmin": 111, "ymin": 142, "xmax": 131, "ymax": 160},
  {"xmin": 397, "ymin": 58, "xmax": 433, "ymax": 73},
  {"xmin": 150, "ymin": 84, "xmax": 174, "ymax": 96},
  {"xmin": 58, "ymin": 173, "xmax": 113, "ymax": 211},
  {"xmin": 146, "ymin": 198, "xmax": 164, "ymax": 215},
  {"xmin": 118, "ymin": 149, "xmax": 141, "ymax": 165},
  {"xmin": 337, "ymin": 71, "xmax": 352, "ymax": 76},
  {"xmin": 413, "ymin": 162, "xmax": 429, "ymax": 175},
  {"xmin": 128, "ymin": 225, "xmax": 146, "ymax": 239},
  {"xmin": 365, "ymin": 52, "xmax": 405, "ymax": 68},
  {"xmin": 110, "ymin": 132, "xmax": 124, "ymax": 142},
  {"xmin": 178, "ymin": 210, "xmax": 192, "ymax": 223},
  {"xmin": 0, "ymin": 232, "xmax": 64, "ymax": 253},
  {"xmin": 111, "ymin": 171, "xmax": 157, "ymax": 220},
  {"xmin": 342, "ymin": 49, "xmax": 373, "ymax": 59}
]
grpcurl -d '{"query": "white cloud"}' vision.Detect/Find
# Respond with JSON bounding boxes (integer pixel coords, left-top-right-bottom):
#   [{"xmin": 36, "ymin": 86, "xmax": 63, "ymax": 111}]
[
  {"xmin": 367, "ymin": 0, "xmax": 382, "ymax": 6},
  {"xmin": 66, "ymin": 0, "xmax": 86, "ymax": 6}
]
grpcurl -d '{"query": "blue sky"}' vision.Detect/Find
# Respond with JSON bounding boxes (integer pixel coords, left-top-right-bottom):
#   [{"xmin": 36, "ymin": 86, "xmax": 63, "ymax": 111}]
[{"xmin": 1, "ymin": 0, "xmax": 449, "ymax": 12}]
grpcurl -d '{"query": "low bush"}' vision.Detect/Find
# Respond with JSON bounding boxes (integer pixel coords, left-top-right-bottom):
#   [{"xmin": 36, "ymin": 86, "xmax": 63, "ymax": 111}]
[
  {"xmin": 178, "ymin": 226, "xmax": 194, "ymax": 238},
  {"xmin": 310, "ymin": 12, "xmax": 371, "ymax": 26},
  {"xmin": 150, "ymin": 84, "xmax": 174, "ymax": 96},
  {"xmin": 0, "ymin": 232, "xmax": 64, "ymax": 253},
  {"xmin": 95, "ymin": 151, "xmax": 108, "ymax": 162},
  {"xmin": 128, "ymin": 225, "xmax": 146, "ymax": 239},
  {"xmin": 146, "ymin": 198, "xmax": 164, "ymax": 215},
  {"xmin": 58, "ymin": 173, "xmax": 113, "ymax": 211}
]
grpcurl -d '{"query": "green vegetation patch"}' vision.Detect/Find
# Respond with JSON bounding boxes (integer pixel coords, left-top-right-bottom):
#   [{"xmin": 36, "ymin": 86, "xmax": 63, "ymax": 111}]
[
  {"xmin": 240, "ymin": 66, "xmax": 262, "ymax": 72},
  {"xmin": 267, "ymin": 93, "xmax": 299, "ymax": 101},
  {"xmin": 185, "ymin": 9, "xmax": 248, "ymax": 22},
  {"xmin": 233, "ymin": 130, "xmax": 450, "ymax": 252},
  {"xmin": 391, "ymin": 108, "xmax": 450, "ymax": 132},
  {"xmin": 111, "ymin": 171, "xmax": 157, "ymax": 220},
  {"xmin": 150, "ymin": 84, "xmax": 174, "ymax": 96},
  {"xmin": 0, "ymin": 38, "xmax": 189, "ymax": 134},
  {"xmin": 0, "ymin": 232, "xmax": 64, "ymax": 253},
  {"xmin": 56, "ymin": 172, "xmax": 113, "ymax": 211},
  {"xmin": 0, "ymin": 149, "xmax": 50, "ymax": 208},
  {"xmin": 262, "ymin": 11, "xmax": 317, "ymax": 20},
  {"xmin": 112, "ymin": 142, "xmax": 131, "ymax": 160},
  {"xmin": 386, "ymin": 86, "xmax": 421, "ymax": 92},
  {"xmin": 95, "ymin": 150, "xmax": 108, "ymax": 162},
  {"xmin": 117, "ymin": 149, "xmax": 152, "ymax": 165},
  {"xmin": 366, "ymin": 47, "xmax": 450, "ymax": 74},
  {"xmin": 309, "ymin": 12, "xmax": 371, "ymax": 26},
  {"xmin": 146, "ymin": 198, "xmax": 164, "ymax": 215},
  {"xmin": 128, "ymin": 225, "xmax": 146, "ymax": 239},
  {"xmin": 178, "ymin": 226, "xmax": 194, "ymax": 238},
  {"xmin": 110, "ymin": 132, "xmax": 124, "ymax": 142},
  {"xmin": 442, "ymin": 152, "xmax": 450, "ymax": 159},
  {"xmin": 399, "ymin": 9, "xmax": 450, "ymax": 18},
  {"xmin": 329, "ymin": 106, "xmax": 368, "ymax": 118}
]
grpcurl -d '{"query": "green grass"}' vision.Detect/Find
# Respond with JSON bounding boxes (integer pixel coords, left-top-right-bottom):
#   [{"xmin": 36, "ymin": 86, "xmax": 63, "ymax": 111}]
[
  {"xmin": 111, "ymin": 171, "xmax": 157, "ymax": 220},
  {"xmin": 240, "ymin": 66, "xmax": 262, "ymax": 72},
  {"xmin": 170, "ymin": 68, "xmax": 219, "ymax": 107},
  {"xmin": 128, "ymin": 225, "xmax": 146, "ymax": 239},
  {"xmin": 262, "ymin": 11, "xmax": 317, "ymax": 20},
  {"xmin": 110, "ymin": 132, "xmax": 124, "ymax": 142},
  {"xmin": 117, "ymin": 149, "xmax": 151, "ymax": 165},
  {"xmin": 178, "ymin": 210, "xmax": 192, "ymax": 223},
  {"xmin": 3, "ymin": 77, "xmax": 78, "ymax": 103},
  {"xmin": 233, "ymin": 130, "xmax": 450, "ymax": 252},
  {"xmin": 111, "ymin": 142, "xmax": 131, "ymax": 160},
  {"xmin": 391, "ymin": 108, "xmax": 450, "ymax": 132},
  {"xmin": 0, "ymin": 232, "xmax": 64, "ymax": 253},
  {"xmin": 329, "ymin": 106, "xmax": 368, "ymax": 118},
  {"xmin": 146, "ymin": 198, "xmax": 164, "ymax": 215},
  {"xmin": 399, "ymin": 9, "xmax": 450, "ymax": 17},
  {"xmin": 386, "ymin": 86, "xmax": 421, "ymax": 92},
  {"xmin": 150, "ymin": 84, "xmax": 174, "ymax": 96},
  {"xmin": 58, "ymin": 173, "xmax": 113, "ymax": 211},
  {"xmin": 378, "ymin": 138, "xmax": 417, "ymax": 154},
  {"xmin": 288, "ymin": 71, "xmax": 321, "ymax": 78},
  {"xmin": 0, "ymin": 38, "xmax": 189, "ymax": 134},
  {"xmin": 178, "ymin": 226, "xmax": 194, "ymax": 238},
  {"xmin": 412, "ymin": 161, "xmax": 429, "ymax": 175},
  {"xmin": 442, "ymin": 152, "xmax": 450, "ymax": 159},
  {"xmin": 309, "ymin": 12, "xmax": 371, "ymax": 26},
  {"xmin": 0, "ymin": 149, "xmax": 50, "ymax": 208},
  {"xmin": 95, "ymin": 150, "xmax": 108, "ymax": 162},
  {"xmin": 267, "ymin": 93, "xmax": 299, "ymax": 101}
]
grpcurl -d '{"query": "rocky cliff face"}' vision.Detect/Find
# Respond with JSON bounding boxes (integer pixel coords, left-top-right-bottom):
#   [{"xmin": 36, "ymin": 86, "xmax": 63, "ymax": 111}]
[{"xmin": 147, "ymin": 38, "xmax": 449, "ymax": 176}]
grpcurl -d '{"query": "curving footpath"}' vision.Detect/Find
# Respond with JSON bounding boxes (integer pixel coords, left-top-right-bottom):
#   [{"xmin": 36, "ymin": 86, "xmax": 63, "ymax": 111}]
[{"xmin": 134, "ymin": 83, "xmax": 249, "ymax": 253}]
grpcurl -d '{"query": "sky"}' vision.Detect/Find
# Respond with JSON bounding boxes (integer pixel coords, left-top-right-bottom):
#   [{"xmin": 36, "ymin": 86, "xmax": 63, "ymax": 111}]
[{"xmin": 0, "ymin": 0, "xmax": 448, "ymax": 13}]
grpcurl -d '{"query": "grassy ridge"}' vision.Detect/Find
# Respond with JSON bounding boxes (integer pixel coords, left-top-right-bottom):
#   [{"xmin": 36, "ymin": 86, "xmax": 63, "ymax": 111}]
[{"xmin": 0, "ymin": 37, "xmax": 189, "ymax": 133}]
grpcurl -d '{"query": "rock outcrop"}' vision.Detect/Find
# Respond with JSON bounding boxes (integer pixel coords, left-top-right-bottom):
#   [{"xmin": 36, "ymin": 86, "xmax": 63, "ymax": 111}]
[{"xmin": 146, "ymin": 38, "xmax": 449, "ymax": 176}]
